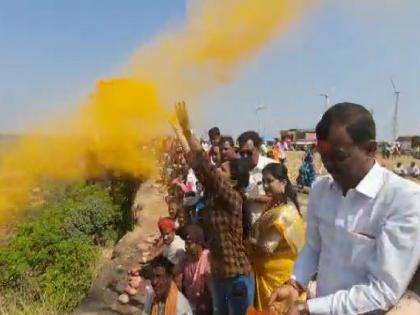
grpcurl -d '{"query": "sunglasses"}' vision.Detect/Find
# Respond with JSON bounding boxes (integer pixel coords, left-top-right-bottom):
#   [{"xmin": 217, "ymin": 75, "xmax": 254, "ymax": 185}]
[{"xmin": 239, "ymin": 150, "xmax": 253, "ymax": 158}]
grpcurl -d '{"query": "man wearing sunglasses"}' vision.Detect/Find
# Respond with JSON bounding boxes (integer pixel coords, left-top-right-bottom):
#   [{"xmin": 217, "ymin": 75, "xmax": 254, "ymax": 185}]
[
  {"xmin": 237, "ymin": 131, "xmax": 278, "ymax": 229},
  {"xmin": 270, "ymin": 103, "xmax": 420, "ymax": 315}
]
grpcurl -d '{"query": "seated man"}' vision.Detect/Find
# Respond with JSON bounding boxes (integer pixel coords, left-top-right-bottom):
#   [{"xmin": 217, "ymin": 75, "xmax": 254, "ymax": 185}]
[
  {"xmin": 149, "ymin": 256, "xmax": 193, "ymax": 315},
  {"xmin": 158, "ymin": 218, "xmax": 186, "ymax": 268},
  {"xmin": 407, "ymin": 162, "xmax": 420, "ymax": 178},
  {"xmin": 393, "ymin": 161, "xmax": 406, "ymax": 176},
  {"xmin": 143, "ymin": 218, "xmax": 186, "ymax": 265}
]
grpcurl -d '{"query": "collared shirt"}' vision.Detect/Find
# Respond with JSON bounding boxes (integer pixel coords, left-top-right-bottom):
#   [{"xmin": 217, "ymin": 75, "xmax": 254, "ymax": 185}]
[
  {"xmin": 246, "ymin": 155, "xmax": 278, "ymax": 224},
  {"xmin": 192, "ymin": 151, "xmax": 251, "ymax": 279},
  {"xmin": 293, "ymin": 163, "xmax": 420, "ymax": 315}
]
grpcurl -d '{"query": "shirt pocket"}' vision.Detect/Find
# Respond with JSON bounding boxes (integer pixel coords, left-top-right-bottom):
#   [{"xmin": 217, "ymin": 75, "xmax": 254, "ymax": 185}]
[{"xmin": 346, "ymin": 231, "xmax": 376, "ymax": 268}]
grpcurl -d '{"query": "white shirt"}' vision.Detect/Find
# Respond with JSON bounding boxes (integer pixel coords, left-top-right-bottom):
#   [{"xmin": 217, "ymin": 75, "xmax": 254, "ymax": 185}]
[
  {"xmin": 163, "ymin": 235, "xmax": 185, "ymax": 266},
  {"xmin": 175, "ymin": 292, "xmax": 193, "ymax": 315},
  {"xmin": 293, "ymin": 163, "xmax": 420, "ymax": 315},
  {"xmin": 185, "ymin": 169, "xmax": 198, "ymax": 193},
  {"xmin": 149, "ymin": 291, "xmax": 193, "ymax": 315},
  {"xmin": 407, "ymin": 165, "xmax": 420, "ymax": 177},
  {"xmin": 246, "ymin": 155, "xmax": 278, "ymax": 224}
]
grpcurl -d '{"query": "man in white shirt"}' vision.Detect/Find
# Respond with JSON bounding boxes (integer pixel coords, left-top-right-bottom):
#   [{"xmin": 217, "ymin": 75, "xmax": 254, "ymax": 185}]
[
  {"xmin": 407, "ymin": 162, "xmax": 420, "ymax": 178},
  {"xmin": 158, "ymin": 218, "xmax": 186, "ymax": 268},
  {"xmin": 269, "ymin": 103, "xmax": 420, "ymax": 315},
  {"xmin": 237, "ymin": 131, "xmax": 278, "ymax": 228}
]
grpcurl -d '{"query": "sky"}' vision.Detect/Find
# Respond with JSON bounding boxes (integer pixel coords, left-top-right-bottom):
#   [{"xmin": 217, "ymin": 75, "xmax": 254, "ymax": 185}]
[{"xmin": 0, "ymin": 0, "xmax": 419, "ymax": 141}]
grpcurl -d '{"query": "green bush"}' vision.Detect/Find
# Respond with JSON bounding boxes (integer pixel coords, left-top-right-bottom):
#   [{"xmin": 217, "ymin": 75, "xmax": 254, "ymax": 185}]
[
  {"xmin": 0, "ymin": 183, "xmax": 123, "ymax": 312},
  {"xmin": 40, "ymin": 237, "xmax": 97, "ymax": 310}
]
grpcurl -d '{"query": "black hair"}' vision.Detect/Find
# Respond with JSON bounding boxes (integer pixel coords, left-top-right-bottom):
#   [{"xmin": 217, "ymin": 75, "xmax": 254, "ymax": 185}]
[
  {"xmin": 237, "ymin": 131, "xmax": 262, "ymax": 148},
  {"xmin": 221, "ymin": 136, "xmax": 235, "ymax": 147},
  {"xmin": 149, "ymin": 255, "xmax": 174, "ymax": 275},
  {"xmin": 182, "ymin": 224, "xmax": 206, "ymax": 246},
  {"xmin": 208, "ymin": 127, "xmax": 221, "ymax": 139},
  {"xmin": 263, "ymin": 163, "xmax": 301, "ymax": 216},
  {"xmin": 230, "ymin": 157, "xmax": 253, "ymax": 190},
  {"xmin": 316, "ymin": 102, "xmax": 376, "ymax": 146}
]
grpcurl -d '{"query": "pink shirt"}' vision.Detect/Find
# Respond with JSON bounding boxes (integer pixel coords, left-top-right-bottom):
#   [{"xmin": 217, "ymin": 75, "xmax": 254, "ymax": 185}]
[{"xmin": 182, "ymin": 249, "xmax": 212, "ymax": 315}]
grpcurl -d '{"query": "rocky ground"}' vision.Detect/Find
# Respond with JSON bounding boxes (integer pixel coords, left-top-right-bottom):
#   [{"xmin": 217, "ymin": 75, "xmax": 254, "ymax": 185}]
[{"xmin": 72, "ymin": 180, "xmax": 167, "ymax": 315}]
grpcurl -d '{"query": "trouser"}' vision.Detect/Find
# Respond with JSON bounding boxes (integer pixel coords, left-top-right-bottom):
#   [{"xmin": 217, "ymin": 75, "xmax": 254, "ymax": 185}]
[{"xmin": 211, "ymin": 274, "xmax": 255, "ymax": 315}]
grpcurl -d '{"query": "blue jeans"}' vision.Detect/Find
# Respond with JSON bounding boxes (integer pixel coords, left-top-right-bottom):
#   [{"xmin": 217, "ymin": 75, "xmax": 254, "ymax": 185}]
[{"xmin": 211, "ymin": 274, "xmax": 255, "ymax": 315}]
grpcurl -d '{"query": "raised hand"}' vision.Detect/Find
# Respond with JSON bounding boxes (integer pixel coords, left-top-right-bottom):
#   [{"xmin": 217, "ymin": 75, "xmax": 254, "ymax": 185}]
[
  {"xmin": 168, "ymin": 105, "xmax": 191, "ymax": 154},
  {"xmin": 174, "ymin": 101, "xmax": 191, "ymax": 138}
]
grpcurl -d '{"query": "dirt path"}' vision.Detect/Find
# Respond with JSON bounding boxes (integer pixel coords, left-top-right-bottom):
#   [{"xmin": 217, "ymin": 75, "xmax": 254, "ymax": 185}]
[{"xmin": 73, "ymin": 180, "xmax": 167, "ymax": 315}]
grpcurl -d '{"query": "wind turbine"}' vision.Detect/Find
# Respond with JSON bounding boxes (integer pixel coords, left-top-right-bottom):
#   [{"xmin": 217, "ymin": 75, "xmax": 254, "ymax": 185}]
[
  {"xmin": 390, "ymin": 78, "xmax": 400, "ymax": 141},
  {"xmin": 255, "ymin": 104, "xmax": 267, "ymax": 137},
  {"xmin": 320, "ymin": 93, "xmax": 330, "ymax": 109}
]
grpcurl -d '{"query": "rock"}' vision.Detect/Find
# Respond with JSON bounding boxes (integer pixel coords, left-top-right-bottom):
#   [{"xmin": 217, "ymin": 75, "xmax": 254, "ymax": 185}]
[
  {"xmin": 146, "ymin": 234, "xmax": 158, "ymax": 243},
  {"xmin": 115, "ymin": 264, "xmax": 125, "ymax": 273},
  {"xmin": 118, "ymin": 293, "xmax": 130, "ymax": 304},
  {"xmin": 137, "ymin": 243, "xmax": 149, "ymax": 252},
  {"xmin": 112, "ymin": 247, "xmax": 122, "ymax": 259}
]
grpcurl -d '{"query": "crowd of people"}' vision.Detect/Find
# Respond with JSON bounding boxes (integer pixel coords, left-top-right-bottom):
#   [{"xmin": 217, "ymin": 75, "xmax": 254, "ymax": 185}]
[
  {"xmin": 122, "ymin": 102, "xmax": 420, "ymax": 315},
  {"xmin": 393, "ymin": 161, "xmax": 419, "ymax": 178}
]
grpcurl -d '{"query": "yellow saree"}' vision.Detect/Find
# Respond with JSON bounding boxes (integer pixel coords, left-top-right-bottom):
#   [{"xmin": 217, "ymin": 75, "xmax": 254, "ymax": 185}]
[{"xmin": 250, "ymin": 203, "xmax": 305, "ymax": 310}]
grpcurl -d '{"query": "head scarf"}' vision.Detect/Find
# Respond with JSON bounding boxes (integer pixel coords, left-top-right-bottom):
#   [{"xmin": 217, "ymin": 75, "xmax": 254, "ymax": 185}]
[{"xmin": 158, "ymin": 218, "xmax": 176, "ymax": 232}]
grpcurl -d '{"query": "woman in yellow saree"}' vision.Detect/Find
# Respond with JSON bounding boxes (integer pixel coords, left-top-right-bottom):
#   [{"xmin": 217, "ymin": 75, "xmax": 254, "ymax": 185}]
[{"xmin": 248, "ymin": 163, "xmax": 305, "ymax": 311}]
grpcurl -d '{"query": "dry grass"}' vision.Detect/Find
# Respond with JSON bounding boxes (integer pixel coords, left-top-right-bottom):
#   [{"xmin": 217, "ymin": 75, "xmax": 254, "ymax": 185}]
[
  {"xmin": 285, "ymin": 151, "xmax": 322, "ymax": 184},
  {"xmin": 286, "ymin": 150, "xmax": 419, "ymax": 216},
  {"xmin": 0, "ymin": 293, "xmax": 61, "ymax": 315},
  {"xmin": 285, "ymin": 150, "xmax": 419, "ymax": 184}
]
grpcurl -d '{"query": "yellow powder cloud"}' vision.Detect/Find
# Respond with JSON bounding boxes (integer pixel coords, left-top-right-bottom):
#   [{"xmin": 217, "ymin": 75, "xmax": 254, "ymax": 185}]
[{"xmin": 0, "ymin": 0, "xmax": 313, "ymax": 223}]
